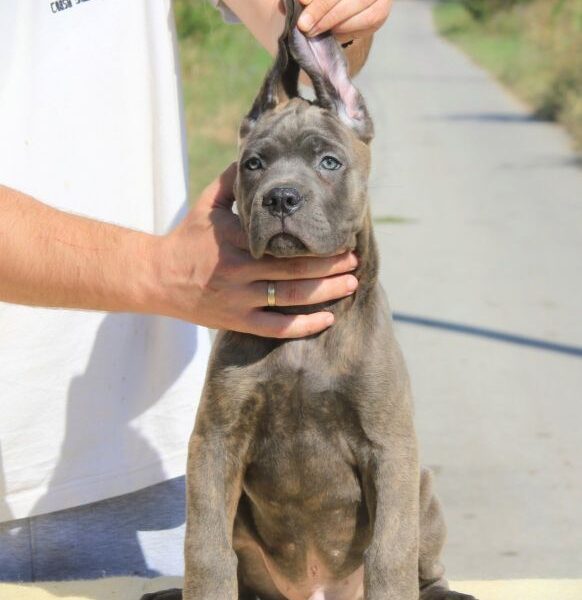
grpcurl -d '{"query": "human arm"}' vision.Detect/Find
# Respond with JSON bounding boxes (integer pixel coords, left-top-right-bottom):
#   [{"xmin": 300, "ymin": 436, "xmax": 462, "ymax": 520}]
[
  {"xmin": 219, "ymin": 0, "xmax": 392, "ymax": 76},
  {"xmin": 0, "ymin": 183, "xmax": 156, "ymax": 314},
  {"xmin": 0, "ymin": 164, "xmax": 358, "ymax": 338}
]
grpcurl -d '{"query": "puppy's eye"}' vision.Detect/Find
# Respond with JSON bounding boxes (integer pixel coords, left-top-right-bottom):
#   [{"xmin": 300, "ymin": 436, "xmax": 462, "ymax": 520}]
[
  {"xmin": 244, "ymin": 157, "xmax": 263, "ymax": 171},
  {"xmin": 320, "ymin": 156, "xmax": 342, "ymax": 171}
]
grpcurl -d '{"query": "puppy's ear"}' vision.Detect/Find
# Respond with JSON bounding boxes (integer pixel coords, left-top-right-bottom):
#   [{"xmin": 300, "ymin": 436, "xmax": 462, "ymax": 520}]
[
  {"xmin": 239, "ymin": 0, "xmax": 301, "ymax": 140},
  {"xmin": 289, "ymin": 30, "xmax": 374, "ymax": 143}
]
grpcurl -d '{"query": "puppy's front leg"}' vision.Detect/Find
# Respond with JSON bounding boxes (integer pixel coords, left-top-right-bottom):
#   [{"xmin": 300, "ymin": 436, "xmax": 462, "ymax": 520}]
[
  {"xmin": 362, "ymin": 443, "xmax": 420, "ymax": 600},
  {"xmin": 182, "ymin": 430, "xmax": 245, "ymax": 600}
]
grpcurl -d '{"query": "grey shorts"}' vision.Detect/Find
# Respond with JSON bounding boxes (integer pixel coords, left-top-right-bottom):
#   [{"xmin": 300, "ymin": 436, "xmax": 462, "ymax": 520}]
[{"xmin": 0, "ymin": 476, "xmax": 186, "ymax": 582}]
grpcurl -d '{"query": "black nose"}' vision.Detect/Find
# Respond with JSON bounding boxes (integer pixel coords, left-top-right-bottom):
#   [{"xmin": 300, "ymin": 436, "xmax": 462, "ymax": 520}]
[{"xmin": 262, "ymin": 187, "xmax": 304, "ymax": 217}]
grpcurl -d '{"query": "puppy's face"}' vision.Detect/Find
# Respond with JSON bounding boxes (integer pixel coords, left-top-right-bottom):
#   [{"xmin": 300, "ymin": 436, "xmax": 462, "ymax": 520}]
[
  {"xmin": 234, "ymin": 25, "xmax": 373, "ymax": 259},
  {"xmin": 235, "ymin": 99, "xmax": 371, "ymax": 258}
]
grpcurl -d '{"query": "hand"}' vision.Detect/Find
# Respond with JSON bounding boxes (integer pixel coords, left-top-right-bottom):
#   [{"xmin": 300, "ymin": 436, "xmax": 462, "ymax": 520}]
[
  {"xmin": 297, "ymin": 0, "xmax": 392, "ymax": 40},
  {"xmin": 154, "ymin": 164, "xmax": 359, "ymax": 339}
]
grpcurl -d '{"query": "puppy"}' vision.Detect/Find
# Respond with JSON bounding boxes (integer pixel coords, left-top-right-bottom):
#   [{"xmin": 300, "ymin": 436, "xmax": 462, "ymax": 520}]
[{"xmin": 143, "ymin": 2, "xmax": 477, "ymax": 599}]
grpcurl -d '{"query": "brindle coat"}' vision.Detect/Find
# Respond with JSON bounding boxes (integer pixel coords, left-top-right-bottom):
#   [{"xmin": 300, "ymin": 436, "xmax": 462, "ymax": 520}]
[{"xmin": 142, "ymin": 2, "xmax": 477, "ymax": 599}]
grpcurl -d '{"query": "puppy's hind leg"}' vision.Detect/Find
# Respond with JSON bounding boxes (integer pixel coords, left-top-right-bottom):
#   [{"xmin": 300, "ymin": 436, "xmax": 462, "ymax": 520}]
[{"xmin": 418, "ymin": 468, "xmax": 478, "ymax": 600}]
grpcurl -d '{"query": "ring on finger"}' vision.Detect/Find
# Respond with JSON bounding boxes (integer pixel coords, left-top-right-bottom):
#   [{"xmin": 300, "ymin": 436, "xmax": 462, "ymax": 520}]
[{"xmin": 267, "ymin": 281, "xmax": 276, "ymax": 307}]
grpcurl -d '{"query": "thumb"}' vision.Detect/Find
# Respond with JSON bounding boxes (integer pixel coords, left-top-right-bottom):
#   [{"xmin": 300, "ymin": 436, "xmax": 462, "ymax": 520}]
[
  {"xmin": 197, "ymin": 162, "xmax": 238, "ymax": 211},
  {"xmin": 221, "ymin": 213, "xmax": 250, "ymax": 251},
  {"xmin": 201, "ymin": 163, "xmax": 249, "ymax": 251}
]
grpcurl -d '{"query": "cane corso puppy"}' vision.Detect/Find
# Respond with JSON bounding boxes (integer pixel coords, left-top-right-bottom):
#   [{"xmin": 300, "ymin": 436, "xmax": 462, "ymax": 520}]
[{"xmin": 142, "ymin": 2, "xmax": 477, "ymax": 599}]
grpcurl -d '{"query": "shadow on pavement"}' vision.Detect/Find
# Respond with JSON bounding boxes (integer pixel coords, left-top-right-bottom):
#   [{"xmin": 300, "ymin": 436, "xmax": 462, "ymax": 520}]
[
  {"xmin": 430, "ymin": 111, "xmax": 539, "ymax": 123},
  {"xmin": 393, "ymin": 312, "xmax": 582, "ymax": 358}
]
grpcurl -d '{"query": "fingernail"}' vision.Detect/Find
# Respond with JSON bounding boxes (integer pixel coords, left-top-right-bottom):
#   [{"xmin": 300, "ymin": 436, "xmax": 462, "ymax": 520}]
[
  {"xmin": 349, "ymin": 252, "xmax": 359, "ymax": 268},
  {"xmin": 325, "ymin": 313, "xmax": 334, "ymax": 326},
  {"xmin": 298, "ymin": 12, "xmax": 314, "ymax": 32},
  {"xmin": 346, "ymin": 275, "xmax": 359, "ymax": 292}
]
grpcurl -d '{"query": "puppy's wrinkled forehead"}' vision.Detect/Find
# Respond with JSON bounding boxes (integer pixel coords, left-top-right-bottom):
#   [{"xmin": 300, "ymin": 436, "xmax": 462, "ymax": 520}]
[
  {"xmin": 238, "ymin": 0, "xmax": 373, "ymax": 148},
  {"xmin": 241, "ymin": 98, "xmax": 367, "ymax": 166}
]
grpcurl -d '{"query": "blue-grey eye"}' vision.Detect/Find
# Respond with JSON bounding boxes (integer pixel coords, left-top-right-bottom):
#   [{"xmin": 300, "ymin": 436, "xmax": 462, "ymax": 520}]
[
  {"xmin": 244, "ymin": 157, "xmax": 263, "ymax": 171},
  {"xmin": 320, "ymin": 156, "xmax": 342, "ymax": 170}
]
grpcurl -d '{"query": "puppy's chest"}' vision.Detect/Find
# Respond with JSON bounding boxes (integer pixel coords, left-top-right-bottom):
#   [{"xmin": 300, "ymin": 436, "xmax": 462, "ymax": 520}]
[
  {"xmin": 226, "ymin": 339, "xmax": 372, "ymax": 597},
  {"xmin": 252, "ymin": 340, "xmax": 355, "ymax": 432},
  {"xmin": 237, "ymin": 345, "xmax": 369, "ymax": 600},
  {"xmin": 243, "ymin": 341, "xmax": 363, "ymax": 495}
]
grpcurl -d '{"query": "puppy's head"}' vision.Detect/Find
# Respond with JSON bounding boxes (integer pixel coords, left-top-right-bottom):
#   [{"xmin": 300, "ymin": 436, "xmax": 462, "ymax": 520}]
[{"xmin": 234, "ymin": 1, "xmax": 374, "ymax": 259}]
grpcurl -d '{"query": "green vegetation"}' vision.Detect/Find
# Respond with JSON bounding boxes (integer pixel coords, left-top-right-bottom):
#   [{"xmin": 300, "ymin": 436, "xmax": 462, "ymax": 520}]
[
  {"xmin": 174, "ymin": 0, "xmax": 271, "ymax": 198},
  {"xmin": 373, "ymin": 215, "xmax": 416, "ymax": 225},
  {"xmin": 434, "ymin": 0, "xmax": 582, "ymax": 149},
  {"xmin": 461, "ymin": 0, "xmax": 533, "ymax": 21}
]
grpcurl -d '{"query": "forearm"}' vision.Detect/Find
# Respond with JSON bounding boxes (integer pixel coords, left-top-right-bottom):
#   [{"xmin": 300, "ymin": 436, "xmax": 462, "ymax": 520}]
[
  {"xmin": 222, "ymin": 0, "xmax": 282, "ymax": 56},
  {"xmin": 222, "ymin": 0, "xmax": 373, "ymax": 76},
  {"xmin": 0, "ymin": 173, "xmax": 360, "ymax": 339},
  {"xmin": 0, "ymin": 184, "xmax": 159, "ymax": 314},
  {"xmin": 342, "ymin": 36, "xmax": 373, "ymax": 77}
]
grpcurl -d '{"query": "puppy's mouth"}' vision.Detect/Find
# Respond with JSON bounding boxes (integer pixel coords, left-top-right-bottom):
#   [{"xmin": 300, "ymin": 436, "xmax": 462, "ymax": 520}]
[
  {"xmin": 266, "ymin": 233, "xmax": 308, "ymax": 257},
  {"xmin": 246, "ymin": 202, "xmax": 349, "ymax": 259}
]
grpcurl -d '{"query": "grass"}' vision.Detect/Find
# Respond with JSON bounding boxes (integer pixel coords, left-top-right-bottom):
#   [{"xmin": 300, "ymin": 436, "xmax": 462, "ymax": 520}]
[
  {"xmin": 174, "ymin": 0, "xmax": 271, "ymax": 199},
  {"xmin": 434, "ymin": 0, "xmax": 582, "ymax": 150},
  {"xmin": 373, "ymin": 215, "xmax": 417, "ymax": 225}
]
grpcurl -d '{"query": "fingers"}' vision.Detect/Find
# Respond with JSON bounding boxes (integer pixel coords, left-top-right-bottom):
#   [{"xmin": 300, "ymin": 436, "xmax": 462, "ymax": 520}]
[
  {"xmin": 248, "ymin": 250, "xmax": 358, "ymax": 281},
  {"xmin": 247, "ymin": 273, "xmax": 358, "ymax": 307},
  {"xmin": 301, "ymin": 0, "xmax": 376, "ymax": 37},
  {"xmin": 298, "ymin": 0, "xmax": 342, "ymax": 33},
  {"xmin": 245, "ymin": 310, "xmax": 335, "ymax": 339},
  {"xmin": 331, "ymin": 2, "xmax": 390, "ymax": 36},
  {"xmin": 297, "ymin": 0, "xmax": 390, "ymax": 37}
]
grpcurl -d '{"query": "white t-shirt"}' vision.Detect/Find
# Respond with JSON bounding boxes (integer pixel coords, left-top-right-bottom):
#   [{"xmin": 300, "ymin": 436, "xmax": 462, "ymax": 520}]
[{"xmin": 0, "ymin": 0, "xmax": 212, "ymax": 522}]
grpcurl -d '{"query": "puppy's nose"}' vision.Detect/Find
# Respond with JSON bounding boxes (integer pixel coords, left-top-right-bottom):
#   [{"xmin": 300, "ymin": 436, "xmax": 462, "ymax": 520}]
[{"xmin": 263, "ymin": 187, "xmax": 304, "ymax": 217}]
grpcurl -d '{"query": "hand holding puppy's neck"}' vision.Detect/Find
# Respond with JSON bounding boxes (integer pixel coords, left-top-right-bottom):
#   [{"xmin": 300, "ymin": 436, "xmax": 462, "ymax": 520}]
[{"xmin": 269, "ymin": 210, "xmax": 378, "ymax": 320}]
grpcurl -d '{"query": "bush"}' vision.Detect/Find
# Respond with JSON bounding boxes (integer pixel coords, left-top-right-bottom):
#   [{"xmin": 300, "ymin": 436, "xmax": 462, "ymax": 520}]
[
  {"xmin": 174, "ymin": 0, "xmax": 222, "ymax": 40},
  {"xmin": 462, "ymin": 0, "xmax": 533, "ymax": 20},
  {"xmin": 526, "ymin": 0, "xmax": 582, "ymax": 133},
  {"xmin": 436, "ymin": 0, "xmax": 582, "ymax": 149}
]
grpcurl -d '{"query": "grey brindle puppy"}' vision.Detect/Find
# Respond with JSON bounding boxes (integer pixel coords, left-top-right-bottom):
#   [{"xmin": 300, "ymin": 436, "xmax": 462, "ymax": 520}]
[{"xmin": 143, "ymin": 2, "xmax": 477, "ymax": 599}]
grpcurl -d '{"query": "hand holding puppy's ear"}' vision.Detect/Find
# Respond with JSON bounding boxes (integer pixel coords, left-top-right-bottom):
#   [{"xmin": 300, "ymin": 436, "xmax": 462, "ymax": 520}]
[
  {"xmin": 288, "ymin": 25, "xmax": 374, "ymax": 142},
  {"xmin": 297, "ymin": 0, "xmax": 391, "ymax": 39},
  {"xmin": 241, "ymin": 0, "xmax": 374, "ymax": 144}
]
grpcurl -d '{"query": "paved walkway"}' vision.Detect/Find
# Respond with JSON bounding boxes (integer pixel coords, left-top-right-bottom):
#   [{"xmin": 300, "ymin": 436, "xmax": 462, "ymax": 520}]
[
  {"xmin": 2, "ymin": 576, "xmax": 582, "ymax": 600},
  {"xmin": 357, "ymin": 0, "xmax": 582, "ymax": 580}
]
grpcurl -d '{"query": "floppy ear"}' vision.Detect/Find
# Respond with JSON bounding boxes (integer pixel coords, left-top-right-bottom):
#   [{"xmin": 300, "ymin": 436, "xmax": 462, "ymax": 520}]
[
  {"xmin": 239, "ymin": 0, "xmax": 302, "ymax": 140},
  {"xmin": 288, "ymin": 28, "xmax": 374, "ymax": 143}
]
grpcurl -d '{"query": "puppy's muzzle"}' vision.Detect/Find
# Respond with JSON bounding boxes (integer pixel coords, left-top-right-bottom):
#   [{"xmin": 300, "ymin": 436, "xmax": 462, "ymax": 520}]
[{"xmin": 263, "ymin": 187, "xmax": 304, "ymax": 218}]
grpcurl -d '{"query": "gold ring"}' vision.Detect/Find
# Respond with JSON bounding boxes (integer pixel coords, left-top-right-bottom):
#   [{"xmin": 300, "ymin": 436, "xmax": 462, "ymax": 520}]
[{"xmin": 267, "ymin": 282, "xmax": 276, "ymax": 307}]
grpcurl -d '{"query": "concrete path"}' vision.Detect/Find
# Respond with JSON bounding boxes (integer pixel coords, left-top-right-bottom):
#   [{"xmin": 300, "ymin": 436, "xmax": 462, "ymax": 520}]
[
  {"xmin": 3, "ymin": 576, "xmax": 582, "ymax": 600},
  {"xmin": 356, "ymin": 0, "xmax": 582, "ymax": 580}
]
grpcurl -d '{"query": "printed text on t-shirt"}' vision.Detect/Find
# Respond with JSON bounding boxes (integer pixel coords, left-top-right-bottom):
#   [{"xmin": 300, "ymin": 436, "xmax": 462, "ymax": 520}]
[{"xmin": 50, "ymin": 0, "xmax": 93, "ymax": 14}]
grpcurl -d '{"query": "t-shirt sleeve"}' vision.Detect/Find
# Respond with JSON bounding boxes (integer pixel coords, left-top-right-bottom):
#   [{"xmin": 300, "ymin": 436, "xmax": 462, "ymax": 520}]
[{"xmin": 211, "ymin": 0, "xmax": 240, "ymax": 24}]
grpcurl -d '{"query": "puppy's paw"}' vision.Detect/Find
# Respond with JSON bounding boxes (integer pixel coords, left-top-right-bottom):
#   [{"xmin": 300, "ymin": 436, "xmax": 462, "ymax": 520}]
[{"xmin": 140, "ymin": 588, "xmax": 182, "ymax": 600}]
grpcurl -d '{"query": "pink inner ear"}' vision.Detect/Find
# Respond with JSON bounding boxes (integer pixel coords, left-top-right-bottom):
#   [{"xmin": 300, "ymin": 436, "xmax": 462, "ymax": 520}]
[{"xmin": 292, "ymin": 29, "xmax": 362, "ymax": 123}]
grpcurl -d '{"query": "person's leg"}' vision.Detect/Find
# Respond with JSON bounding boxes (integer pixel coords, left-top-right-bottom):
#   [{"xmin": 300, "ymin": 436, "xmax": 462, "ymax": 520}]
[
  {"xmin": 0, "ymin": 475, "xmax": 186, "ymax": 582},
  {"xmin": 0, "ymin": 516, "xmax": 34, "ymax": 581}
]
